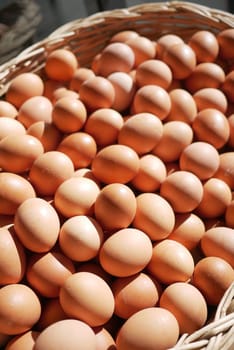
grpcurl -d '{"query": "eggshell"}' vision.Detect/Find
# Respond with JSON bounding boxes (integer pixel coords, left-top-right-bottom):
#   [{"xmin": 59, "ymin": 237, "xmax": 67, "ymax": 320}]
[
  {"xmin": 214, "ymin": 152, "xmax": 234, "ymax": 189},
  {"xmin": 59, "ymin": 272, "xmax": 115, "ymax": 327},
  {"xmin": 76, "ymin": 262, "xmax": 112, "ymax": 285},
  {"xmin": 217, "ymin": 28, "xmax": 234, "ymax": 60},
  {"xmin": 225, "ymin": 199, "xmax": 234, "ymax": 228},
  {"xmin": 110, "ymin": 30, "xmax": 139, "ymax": 43},
  {"xmin": 17, "ymin": 96, "xmax": 53, "ymax": 127},
  {"xmin": 135, "ymin": 59, "xmax": 172, "ymax": 89},
  {"xmin": 0, "ymin": 172, "xmax": 36, "ymax": 215},
  {"xmin": 59, "ymin": 215, "xmax": 104, "ymax": 261},
  {"xmin": 116, "ymin": 307, "xmax": 179, "ymax": 350},
  {"xmin": 72, "ymin": 167, "xmax": 100, "ymax": 185},
  {"xmin": 91, "ymin": 144, "xmax": 139, "ymax": 184},
  {"xmin": 193, "ymin": 88, "xmax": 228, "ymax": 113},
  {"xmin": 5, "ymin": 330, "xmax": 40, "ymax": 350},
  {"xmin": 69, "ymin": 67, "xmax": 95, "ymax": 92},
  {"xmin": 0, "ymin": 284, "xmax": 41, "ymax": 335},
  {"xmin": 167, "ymin": 89, "xmax": 197, "ymax": 124},
  {"xmin": 6, "ymin": 73, "xmax": 44, "ymax": 108},
  {"xmin": 112, "ymin": 272, "xmax": 161, "ymax": 319},
  {"xmin": 34, "ymin": 319, "xmax": 96, "ymax": 350},
  {"xmin": 14, "ymin": 197, "xmax": 60, "ymax": 252},
  {"xmin": 54, "ymin": 177, "xmax": 100, "ymax": 217},
  {"xmin": 156, "ymin": 34, "xmax": 184, "ymax": 59},
  {"xmin": 36, "ymin": 298, "xmax": 67, "ymax": 331},
  {"xmin": 0, "ymin": 117, "xmax": 26, "ymax": 140},
  {"xmin": 0, "ymin": 100, "xmax": 18, "ymax": 118},
  {"xmin": 94, "ymin": 327, "xmax": 116, "ymax": 350},
  {"xmin": 126, "ymin": 36, "xmax": 156, "ymax": 66},
  {"xmin": 43, "ymin": 79, "xmax": 63, "ymax": 102},
  {"xmin": 99, "ymin": 228, "xmax": 152, "ymax": 277},
  {"xmin": 45, "ymin": 49, "xmax": 78, "ymax": 81},
  {"xmin": 188, "ymin": 30, "xmax": 219, "ymax": 63},
  {"xmin": 159, "ymin": 282, "xmax": 207, "ymax": 334},
  {"xmin": 52, "ymin": 87, "xmax": 79, "ymax": 102},
  {"xmin": 200, "ymin": 226, "xmax": 234, "ymax": 267},
  {"xmin": 0, "ymin": 134, "xmax": 44, "ymax": 173},
  {"xmin": 147, "ymin": 240, "xmax": 194, "ymax": 284},
  {"xmin": 29, "ymin": 151, "xmax": 74, "ymax": 196},
  {"xmin": 27, "ymin": 121, "xmax": 62, "ymax": 152},
  {"xmin": 118, "ymin": 112, "xmax": 163, "ymax": 155},
  {"xmin": 133, "ymin": 192, "xmax": 175, "ymax": 240},
  {"xmin": 192, "ymin": 256, "xmax": 234, "ymax": 305},
  {"xmin": 221, "ymin": 70, "xmax": 234, "ymax": 103}
]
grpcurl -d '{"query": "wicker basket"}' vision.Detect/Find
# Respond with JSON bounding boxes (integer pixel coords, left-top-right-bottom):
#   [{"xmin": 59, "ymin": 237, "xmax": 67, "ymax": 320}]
[{"xmin": 0, "ymin": 2, "xmax": 233, "ymax": 349}]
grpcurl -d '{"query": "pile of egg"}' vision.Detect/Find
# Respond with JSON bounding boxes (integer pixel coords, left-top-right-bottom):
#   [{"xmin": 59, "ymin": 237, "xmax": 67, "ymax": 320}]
[{"xmin": 0, "ymin": 27, "xmax": 233, "ymax": 350}]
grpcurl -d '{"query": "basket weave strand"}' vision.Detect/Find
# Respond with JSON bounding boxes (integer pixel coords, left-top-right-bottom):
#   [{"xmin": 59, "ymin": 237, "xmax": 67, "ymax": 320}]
[{"xmin": 0, "ymin": 2, "xmax": 233, "ymax": 349}]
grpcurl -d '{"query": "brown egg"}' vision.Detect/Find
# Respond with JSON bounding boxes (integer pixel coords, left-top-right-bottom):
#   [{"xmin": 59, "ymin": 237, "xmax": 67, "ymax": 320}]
[
  {"xmin": 99, "ymin": 228, "xmax": 152, "ymax": 277},
  {"xmin": 179, "ymin": 141, "xmax": 220, "ymax": 180},
  {"xmin": 54, "ymin": 176, "xmax": 99, "ymax": 218},
  {"xmin": 201, "ymin": 226, "xmax": 234, "ymax": 267},
  {"xmin": 79, "ymin": 76, "xmax": 115, "ymax": 110},
  {"xmin": 185, "ymin": 62, "xmax": 225, "ymax": 93},
  {"xmin": 131, "ymin": 154, "xmax": 167, "ymax": 192},
  {"xmin": 116, "ymin": 307, "xmax": 179, "ymax": 350},
  {"xmin": 0, "ymin": 284, "xmax": 41, "ymax": 335},
  {"xmin": 5, "ymin": 330, "xmax": 40, "ymax": 350},
  {"xmin": 84, "ymin": 108, "xmax": 123, "ymax": 147},
  {"xmin": 76, "ymin": 262, "xmax": 112, "ymax": 285},
  {"xmin": 29, "ymin": 151, "xmax": 74, "ymax": 196},
  {"xmin": 133, "ymin": 193, "xmax": 175, "ymax": 241},
  {"xmin": 34, "ymin": 319, "xmax": 96, "ymax": 350},
  {"xmin": 160, "ymin": 171, "xmax": 203, "ymax": 213},
  {"xmin": 0, "ymin": 172, "xmax": 36, "ymax": 215},
  {"xmin": 118, "ymin": 113, "xmax": 163, "ymax": 155},
  {"xmin": 0, "ymin": 100, "xmax": 18, "ymax": 118},
  {"xmin": 97, "ymin": 42, "xmax": 135, "ymax": 77},
  {"xmin": 27, "ymin": 121, "xmax": 62, "ymax": 152},
  {"xmin": 193, "ymin": 88, "xmax": 228, "ymax": 113},
  {"xmin": 110, "ymin": 30, "xmax": 139, "ymax": 43},
  {"xmin": 152, "ymin": 121, "xmax": 193, "ymax": 162},
  {"xmin": 156, "ymin": 34, "xmax": 184, "ymax": 59},
  {"xmin": 112, "ymin": 272, "xmax": 161, "ymax": 319},
  {"xmin": 72, "ymin": 167, "xmax": 100, "ymax": 186},
  {"xmin": 167, "ymin": 88, "xmax": 197, "ymax": 124},
  {"xmin": 192, "ymin": 108, "xmax": 230, "ymax": 149},
  {"xmin": 0, "ymin": 226, "xmax": 26, "ymax": 285},
  {"xmin": 168, "ymin": 213, "xmax": 205, "ymax": 250},
  {"xmin": 108, "ymin": 72, "xmax": 136, "ymax": 112},
  {"xmin": 52, "ymin": 87, "xmax": 79, "ymax": 102},
  {"xmin": 214, "ymin": 152, "xmax": 234, "ymax": 190},
  {"xmin": 192, "ymin": 256, "xmax": 234, "ymax": 305},
  {"xmin": 59, "ymin": 215, "xmax": 104, "ymax": 262},
  {"xmin": 17, "ymin": 96, "xmax": 53, "ymax": 127},
  {"xmin": 188, "ymin": 30, "xmax": 219, "ymax": 63},
  {"xmin": 36, "ymin": 298, "xmax": 67, "ymax": 331},
  {"xmin": 126, "ymin": 36, "xmax": 156, "ymax": 66},
  {"xmin": 135, "ymin": 59, "xmax": 172, "ymax": 89},
  {"xmin": 160, "ymin": 282, "xmax": 207, "ymax": 334},
  {"xmin": 52, "ymin": 96, "xmax": 87, "ymax": 133},
  {"xmin": 147, "ymin": 239, "xmax": 194, "ymax": 284},
  {"xmin": 43, "ymin": 79, "xmax": 64, "ymax": 102},
  {"xmin": 69, "ymin": 67, "xmax": 95, "ymax": 92},
  {"xmin": 92, "ymin": 144, "xmax": 139, "ymax": 184},
  {"xmin": 225, "ymin": 199, "xmax": 234, "ymax": 228},
  {"xmin": 94, "ymin": 183, "xmax": 136, "ymax": 231},
  {"xmin": 0, "ymin": 134, "xmax": 44, "ymax": 173},
  {"xmin": 59, "ymin": 272, "xmax": 115, "ymax": 327},
  {"xmin": 217, "ymin": 28, "xmax": 234, "ymax": 60},
  {"xmin": 26, "ymin": 250, "xmax": 75, "ymax": 297},
  {"xmin": 0, "ymin": 117, "xmax": 26, "ymax": 140},
  {"xmin": 6, "ymin": 73, "xmax": 44, "ymax": 108},
  {"xmin": 132, "ymin": 85, "xmax": 171, "ymax": 120},
  {"xmin": 94, "ymin": 327, "xmax": 116, "ymax": 350},
  {"xmin": 196, "ymin": 178, "xmax": 232, "ymax": 219},
  {"xmin": 45, "ymin": 49, "xmax": 78, "ymax": 81},
  {"xmin": 222, "ymin": 70, "xmax": 234, "ymax": 103},
  {"xmin": 14, "ymin": 197, "xmax": 60, "ymax": 252}
]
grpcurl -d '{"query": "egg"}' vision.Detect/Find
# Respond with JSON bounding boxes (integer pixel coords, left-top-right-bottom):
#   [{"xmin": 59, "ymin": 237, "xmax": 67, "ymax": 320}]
[
  {"xmin": 91, "ymin": 144, "xmax": 139, "ymax": 184},
  {"xmin": 52, "ymin": 87, "xmax": 79, "ymax": 102},
  {"xmin": 179, "ymin": 141, "xmax": 220, "ymax": 180},
  {"xmin": 192, "ymin": 108, "xmax": 230, "ymax": 149},
  {"xmin": 160, "ymin": 170, "xmax": 203, "ymax": 213},
  {"xmin": 192, "ymin": 256, "xmax": 234, "ymax": 305},
  {"xmin": 221, "ymin": 70, "xmax": 234, "ymax": 103},
  {"xmin": 59, "ymin": 272, "xmax": 115, "ymax": 327},
  {"xmin": 6, "ymin": 73, "xmax": 44, "ymax": 108},
  {"xmin": 43, "ymin": 79, "xmax": 63, "ymax": 102},
  {"xmin": 0, "ymin": 100, "xmax": 18, "ymax": 118},
  {"xmin": 214, "ymin": 152, "xmax": 234, "ymax": 189},
  {"xmin": 0, "ymin": 134, "xmax": 44, "ymax": 173},
  {"xmin": 193, "ymin": 87, "xmax": 228, "ymax": 113},
  {"xmin": 59, "ymin": 215, "xmax": 104, "ymax": 261},
  {"xmin": 147, "ymin": 239, "xmax": 194, "ymax": 284},
  {"xmin": 0, "ymin": 172, "xmax": 36, "ymax": 215},
  {"xmin": 34, "ymin": 319, "xmax": 96, "ymax": 350},
  {"xmin": 126, "ymin": 36, "xmax": 156, "ymax": 66},
  {"xmin": 159, "ymin": 282, "xmax": 207, "ymax": 334},
  {"xmin": 188, "ymin": 30, "xmax": 219, "ymax": 63},
  {"xmin": 200, "ymin": 226, "xmax": 234, "ymax": 267},
  {"xmin": 84, "ymin": 108, "xmax": 124, "ymax": 147},
  {"xmin": 69, "ymin": 67, "xmax": 95, "ymax": 92},
  {"xmin": 116, "ymin": 307, "xmax": 179, "ymax": 350},
  {"xmin": 110, "ymin": 30, "xmax": 139, "ymax": 43},
  {"xmin": 0, "ymin": 283, "xmax": 41, "ymax": 335},
  {"xmin": 118, "ymin": 112, "xmax": 163, "ymax": 155},
  {"xmin": 45, "ymin": 49, "xmax": 78, "ymax": 81},
  {"xmin": 17, "ymin": 96, "xmax": 53, "ymax": 127},
  {"xmin": 94, "ymin": 327, "xmax": 116, "ymax": 350},
  {"xmin": 132, "ymin": 192, "xmax": 175, "ymax": 240},
  {"xmin": 167, "ymin": 88, "xmax": 197, "ymax": 124},
  {"xmin": 135, "ymin": 59, "xmax": 172, "ymax": 89},
  {"xmin": 225, "ymin": 199, "xmax": 234, "ymax": 228},
  {"xmin": 57, "ymin": 132, "xmax": 97, "ymax": 169},
  {"xmin": 0, "ymin": 226, "xmax": 26, "ymax": 285},
  {"xmin": 29, "ymin": 151, "xmax": 74, "ymax": 196},
  {"xmin": 112, "ymin": 272, "xmax": 161, "ymax": 319},
  {"xmin": 99, "ymin": 228, "xmax": 152, "ymax": 277},
  {"xmin": 52, "ymin": 96, "xmax": 87, "ymax": 133},
  {"xmin": 0, "ymin": 117, "xmax": 26, "ymax": 140},
  {"xmin": 27, "ymin": 121, "xmax": 62, "ymax": 152},
  {"xmin": 156, "ymin": 34, "xmax": 184, "ymax": 59},
  {"xmin": 5, "ymin": 330, "xmax": 40, "ymax": 350},
  {"xmin": 36, "ymin": 298, "xmax": 67, "ymax": 331},
  {"xmin": 76, "ymin": 262, "xmax": 112, "ymax": 285},
  {"xmin": 72, "ymin": 167, "xmax": 100, "ymax": 185},
  {"xmin": 217, "ymin": 28, "xmax": 234, "ymax": 60}
]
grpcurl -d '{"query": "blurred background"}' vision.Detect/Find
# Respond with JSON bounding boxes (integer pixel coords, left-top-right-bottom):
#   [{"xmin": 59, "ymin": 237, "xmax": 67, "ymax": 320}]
[{"xmin": 0, "ymin": 0, "xmax": 233, "ymax": 64}]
